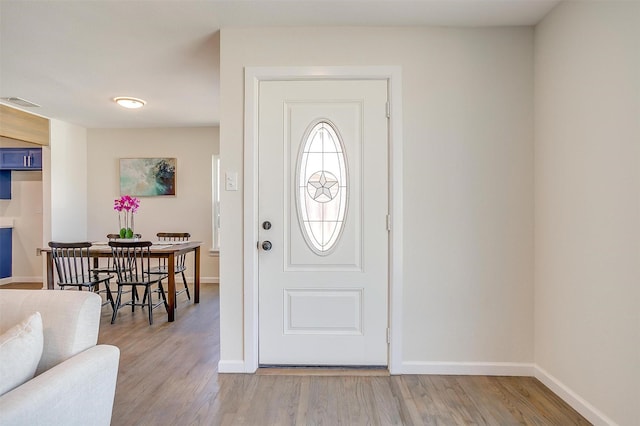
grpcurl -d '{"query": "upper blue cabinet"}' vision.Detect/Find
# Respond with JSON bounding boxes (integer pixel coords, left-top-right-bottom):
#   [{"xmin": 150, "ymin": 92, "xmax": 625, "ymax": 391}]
[{"xmin": 0, "ymin": 148, "xmax": 42, "ymax": 170}]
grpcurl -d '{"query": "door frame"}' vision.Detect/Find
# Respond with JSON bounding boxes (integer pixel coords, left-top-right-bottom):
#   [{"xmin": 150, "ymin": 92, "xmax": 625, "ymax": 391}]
[{"xmin": 243, "ymin": 66, "xmax": 403, "ymax": 374}]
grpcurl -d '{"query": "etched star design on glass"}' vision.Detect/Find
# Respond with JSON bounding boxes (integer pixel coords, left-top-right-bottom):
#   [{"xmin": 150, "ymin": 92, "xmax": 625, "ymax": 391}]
[
  {"xmin": 297, "ymin": 120, "xmax": 348, "ymax": 255},
  {"xmin": 306, "ymin": 171, "xmax": 340, "ymax": 203}
]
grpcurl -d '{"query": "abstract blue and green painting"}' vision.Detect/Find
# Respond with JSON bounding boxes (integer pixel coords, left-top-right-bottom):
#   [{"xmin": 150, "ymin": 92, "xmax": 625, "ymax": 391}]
[{"xmin": 119, "ymin": 158, "xmax": 176, "ymax": 196}]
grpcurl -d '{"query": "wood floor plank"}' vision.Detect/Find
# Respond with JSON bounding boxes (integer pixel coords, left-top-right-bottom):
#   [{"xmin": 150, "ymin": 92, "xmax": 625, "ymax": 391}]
[
  {"xmin": 491, "ymin": 376, "xmax": 557, "ymax": 424},
  {"xmin": 306, "ymin": 377, "xmax": 337, "ymax": 425},
  {"xmin": 426, "ymin": 375, "xmax": 484, "ymax": 424},
  {"xmin": 294, "ymin": 376, "xmax": 311, "ymax": 425},
  {"xmin": 516, "ymin": 377, "xmax": 592, "ymax": 425},
  {"xmin": 456, "ymin": 375, "xmax": 516, "ymax": 424},
  {"xmin": 340, "ymin": 377, "xmax": 379, "ymax": 425},
  {"xmin": 371, "ymin": 377, "xmax": 405, "ymax": 425},
  {"xmin": 392, "ymin": 376, "xmax": 427, "ymax": 425},
  {"xmin": 10, "ymin": 283, "xmax": 591, "ymax": 425},
  {"xmin": 0, "ymin": 282, "xmax": 43, "ymax": 289}
]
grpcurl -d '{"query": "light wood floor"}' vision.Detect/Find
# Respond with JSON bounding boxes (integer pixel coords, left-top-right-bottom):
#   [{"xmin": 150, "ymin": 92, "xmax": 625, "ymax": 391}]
[{"xmin": 9, "ymin": 283, "xmax": 591, "ymax": 425}]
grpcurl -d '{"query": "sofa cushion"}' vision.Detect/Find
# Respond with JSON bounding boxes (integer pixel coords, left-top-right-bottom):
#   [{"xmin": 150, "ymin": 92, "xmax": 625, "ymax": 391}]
[{"xmin": 0, "ymin": 312, "xmax": 44, "ymax": 396}]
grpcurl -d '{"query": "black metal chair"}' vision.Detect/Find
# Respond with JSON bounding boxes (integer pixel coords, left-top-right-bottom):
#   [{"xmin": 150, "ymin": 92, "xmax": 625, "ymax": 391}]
[
  {"xmin": 48, "ymin": 241, "xmax": 114, "ymax": 309},
  {"xmin": 148, "ymin": 232, "xmax": 191, "ymax": 302},
  {"xmin": 109, "ymin": 240, "xmax": 168, "ymax": 325}
]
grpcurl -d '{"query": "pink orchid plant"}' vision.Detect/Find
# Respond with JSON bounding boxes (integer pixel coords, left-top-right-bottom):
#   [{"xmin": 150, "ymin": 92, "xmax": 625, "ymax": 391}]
[{"xmin": 114, "ymin": 195, "xmax": 140, "ymax": 238}]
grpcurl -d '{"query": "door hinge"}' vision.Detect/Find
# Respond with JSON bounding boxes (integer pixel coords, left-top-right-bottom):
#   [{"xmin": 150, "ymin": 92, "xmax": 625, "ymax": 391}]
[
  {"xmin": 386, "ymin": 214, "xmax": 391, "ymax": 231},
  {"xmin": 387, "ymin": 328, "xmax": 391, "ymax": 344},
  {"xmin": 385, "ymin": 102, "xmax": 390, "ymax": 118}
]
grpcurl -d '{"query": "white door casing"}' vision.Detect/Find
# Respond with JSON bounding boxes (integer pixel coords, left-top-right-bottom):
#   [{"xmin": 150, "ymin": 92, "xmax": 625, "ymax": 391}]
[
  {"xmin": 258, "ymin": 79, "xmax": 388, "ymax": 366},
  {"xmin": 241, "ymin": 66, "xmax": 403, "ymax": 374}
]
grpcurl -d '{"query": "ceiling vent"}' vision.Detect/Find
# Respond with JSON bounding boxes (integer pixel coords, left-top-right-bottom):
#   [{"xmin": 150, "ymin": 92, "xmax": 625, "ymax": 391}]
[{"xmin": 1, "ymin": 97, "xmax": 41, "ymax": 108}]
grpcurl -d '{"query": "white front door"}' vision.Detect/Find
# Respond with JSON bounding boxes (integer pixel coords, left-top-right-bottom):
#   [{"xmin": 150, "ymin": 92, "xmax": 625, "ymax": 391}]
[{"xmin": 258, "ymin": 79, "xmax": 389, "ymax": 366}]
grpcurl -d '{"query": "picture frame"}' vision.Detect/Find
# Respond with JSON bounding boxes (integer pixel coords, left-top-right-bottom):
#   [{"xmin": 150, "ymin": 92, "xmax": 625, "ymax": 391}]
[{"xmin": 119, "ymin": 157, "xmax": 176, "ymax": 197}]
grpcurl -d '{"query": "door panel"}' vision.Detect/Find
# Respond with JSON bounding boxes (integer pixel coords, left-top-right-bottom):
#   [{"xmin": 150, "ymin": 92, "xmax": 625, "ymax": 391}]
[
  {"xmin": 284, "ymin": 288, "xmax": 363, "ymax": 334},
  {"xmin": 258, "ymin": 79, "xmax": 389, "ymax": 366}
]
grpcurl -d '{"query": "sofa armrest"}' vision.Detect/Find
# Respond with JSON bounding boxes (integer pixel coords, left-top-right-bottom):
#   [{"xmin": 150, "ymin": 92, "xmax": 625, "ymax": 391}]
[
  {"xmin": 0, "ymin": 289, "xmax": 102, "ymax": 375},
  {"xmin": 0, "ymin": 345, "xmax": 120, "ymax": 426}
]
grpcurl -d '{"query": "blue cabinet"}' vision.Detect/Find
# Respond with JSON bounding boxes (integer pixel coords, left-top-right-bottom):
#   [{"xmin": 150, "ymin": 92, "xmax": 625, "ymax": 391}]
[
  {"xmin": 0, "ymin": 228, "xmax": 11, "ymax": 279},
  {"xmin": 0, "ymin": 148, "xmax": 42, "ymax": 170},
  {"xmin": 0, "ymin": 171, "xmax": 10, "ymax": 199}
]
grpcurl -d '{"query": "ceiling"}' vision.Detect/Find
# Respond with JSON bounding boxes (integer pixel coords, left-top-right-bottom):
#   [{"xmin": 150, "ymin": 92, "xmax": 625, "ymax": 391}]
[{"xmin": 0, "ymin": 0, "xmax": 559, "ymax": 129}]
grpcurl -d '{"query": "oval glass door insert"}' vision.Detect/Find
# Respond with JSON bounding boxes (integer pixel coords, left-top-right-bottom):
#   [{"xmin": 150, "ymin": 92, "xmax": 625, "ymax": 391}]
[{"xmin": 296, "ymin": 120, "xmax": 348, "ymax": 256}]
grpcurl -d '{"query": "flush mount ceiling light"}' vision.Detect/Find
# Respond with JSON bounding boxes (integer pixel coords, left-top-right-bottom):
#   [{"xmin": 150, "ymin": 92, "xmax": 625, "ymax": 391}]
[{"xmin": 113, "ymin": 97, "xmax": 146, "ymax": 109}]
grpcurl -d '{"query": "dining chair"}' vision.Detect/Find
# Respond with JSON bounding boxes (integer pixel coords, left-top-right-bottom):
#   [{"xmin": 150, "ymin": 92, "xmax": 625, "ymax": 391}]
[
  {"xmin": 148, "ymin": 232, "xmax": 191, "ymax": 303},
  {"xmin": 109, "ymin": 240, "xmax": 168, "ymax": 325},
  {"xmin": 48, "ymin": 241, "xmax": 114, "ymax": 310},
  {"xmin": 93, "ymin": 233, "xmax": 143, "ymax": 304},
  {"xmin": 93, "ymin": 233, "xmax": 142, "ymax": 274},
  {"xmin": 92, "ymin": 234, "xmax": 120, "ymax": 275}
]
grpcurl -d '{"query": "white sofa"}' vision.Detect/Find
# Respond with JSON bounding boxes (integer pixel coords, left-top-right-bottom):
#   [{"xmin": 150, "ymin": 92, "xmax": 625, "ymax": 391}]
[{"xmin": 0, "ymin": 289, "xmax": 120, "ymax": 426}]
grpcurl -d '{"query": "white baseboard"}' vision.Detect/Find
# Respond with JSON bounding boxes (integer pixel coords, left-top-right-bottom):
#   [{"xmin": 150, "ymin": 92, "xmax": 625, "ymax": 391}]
[
  {"xmin": 402, "ymin": 361, "xmax": 535, "ymax": 376},
  {"xmin": 0, "ymin": 276, "xmax": 43, "ymax": 285},
  {"xmin": 218, "ymin": 360, "xmax": 246, "ymax": 373},
  {"xmin": 188, "ymin": 276, "xmax": 219, "ymax": 284},
  {"xmin": 534, "ymin": 366, "xmax": 617, "ymax": 426}
]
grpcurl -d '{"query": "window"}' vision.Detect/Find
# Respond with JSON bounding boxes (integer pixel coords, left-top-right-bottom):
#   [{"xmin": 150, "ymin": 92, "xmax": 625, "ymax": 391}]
[
  {"xmin": 212, "ymin": 154, "xmax": 220, "ymax": 251},
  {"xmin": 295, "ymin": 120, "xmax": 348, "ymax": 255}
]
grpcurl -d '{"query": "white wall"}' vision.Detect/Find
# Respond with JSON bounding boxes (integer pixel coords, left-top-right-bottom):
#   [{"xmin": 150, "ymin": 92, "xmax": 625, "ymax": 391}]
[
  {"xmin": 219, "ymin": 27, "xmax": 534, "ymax": 369},
  {"xmin": 534, "ymin": 2, "xmax": 640, "ymax": 425},
  {"xmin": 49, "ymin": 119, "xmax": 88, "ymax": 242},
  {"xmin": 87, "ymin": 127, "xmax": 220, "ymax": 280}
]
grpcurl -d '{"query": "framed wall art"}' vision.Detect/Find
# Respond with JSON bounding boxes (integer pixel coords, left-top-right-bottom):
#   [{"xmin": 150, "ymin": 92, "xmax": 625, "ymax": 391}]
[{"xmin": 119, "ymin": 157, "xmax": 176, "ymax": 196}]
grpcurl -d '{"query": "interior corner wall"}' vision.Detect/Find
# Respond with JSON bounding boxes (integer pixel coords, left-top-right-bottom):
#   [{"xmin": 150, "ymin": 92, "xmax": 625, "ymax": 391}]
[
  {"xmin": 219, "ymin": 27, "xmax": 534, "ymax": 368},
  {"xmin": 534, "ymin": 2, "xmax": 640, "ymax": 425},
  {"xmin": 86, "ymin": 127, "xmax": 220, "ymax": 281}
]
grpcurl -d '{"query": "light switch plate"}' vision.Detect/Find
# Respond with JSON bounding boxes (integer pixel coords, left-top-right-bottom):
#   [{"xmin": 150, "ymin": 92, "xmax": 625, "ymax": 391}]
[{"xmin": 225, "ymin": 172, "xmax": 238, "ymax": 191}]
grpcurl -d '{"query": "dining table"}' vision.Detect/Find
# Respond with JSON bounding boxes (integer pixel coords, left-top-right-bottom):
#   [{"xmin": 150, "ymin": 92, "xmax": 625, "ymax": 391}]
[{"xmin": 42, "ymin": 240, "xmax": 202, "ymax": 322}]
